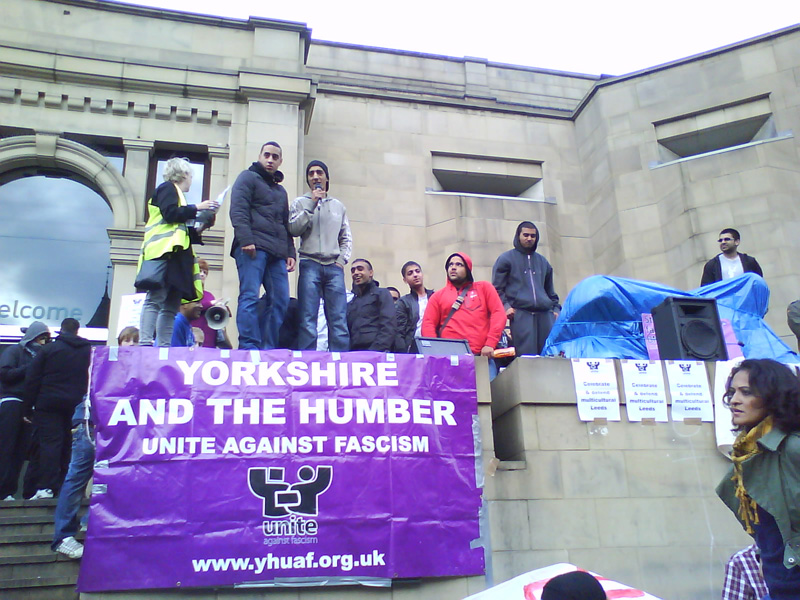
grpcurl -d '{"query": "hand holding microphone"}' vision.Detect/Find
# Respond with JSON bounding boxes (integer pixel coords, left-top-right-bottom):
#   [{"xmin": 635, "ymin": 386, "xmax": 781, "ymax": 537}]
[{"xmin": 311, "ymin": 183, "xmax": 325, "ymax": 207}]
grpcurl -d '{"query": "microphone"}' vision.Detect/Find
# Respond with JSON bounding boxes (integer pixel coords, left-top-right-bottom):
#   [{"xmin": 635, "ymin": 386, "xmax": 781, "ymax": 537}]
[{"xmin": 313, "ymin": 183, "xmax": 323, "ymax": 209}]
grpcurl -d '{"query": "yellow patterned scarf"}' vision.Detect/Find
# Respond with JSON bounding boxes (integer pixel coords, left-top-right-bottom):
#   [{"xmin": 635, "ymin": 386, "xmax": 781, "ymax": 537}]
[{"xmin": 729, "ymin": 416, "xmax": 773, "ymax": 534}]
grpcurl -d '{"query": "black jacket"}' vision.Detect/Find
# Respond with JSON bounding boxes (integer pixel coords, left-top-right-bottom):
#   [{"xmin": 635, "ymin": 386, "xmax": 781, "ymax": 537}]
[
  {"xmin": 23, "ymin": 332, "xmax": 91, "ymax": 416},
  {"xmin": 229, "ymin": 164, "xmax": 296, "ymax": 261},
  {"xmin": 149, "ymin": 181, "xmax": 203, "ymax": 301},
  {"xmin": 492, "ymin": 223, "xmax": 560, "ymax": 313},
  {"xmin": 394, "ymin": 289, "xmax": 434, "ymax": 352},
  {"xmin": 347, "ymin": 281, "xmax": 396, "ymax": 352},
  {"xmin": 0, "ymin": 344, "xmax": 41, "ymax": 399},
  {"xmin": 700, "ymin": 253, "xmax": 763, "ymax": 286}
]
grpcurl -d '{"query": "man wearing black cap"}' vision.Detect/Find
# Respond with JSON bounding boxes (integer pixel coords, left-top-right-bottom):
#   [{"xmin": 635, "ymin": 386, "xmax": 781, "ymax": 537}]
[{"xmin": 289, "ymin": 160, "xmax": 352, "ymax": 351}]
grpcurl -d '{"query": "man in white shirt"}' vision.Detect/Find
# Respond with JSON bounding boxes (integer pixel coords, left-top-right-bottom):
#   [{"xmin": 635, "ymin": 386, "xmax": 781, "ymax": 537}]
[
  {"xmin": 700, "ymin": 228, "xmax": 763, "ymax": 286},
  {"xmin": 394, "ymin": 261, "xmax": 434, "ymax": 353}
]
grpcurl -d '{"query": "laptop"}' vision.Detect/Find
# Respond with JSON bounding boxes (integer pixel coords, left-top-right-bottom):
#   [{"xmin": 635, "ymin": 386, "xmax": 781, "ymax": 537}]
[{"xmin": 414, "ymin": 337, "xmax": 472, "ymax": 356}]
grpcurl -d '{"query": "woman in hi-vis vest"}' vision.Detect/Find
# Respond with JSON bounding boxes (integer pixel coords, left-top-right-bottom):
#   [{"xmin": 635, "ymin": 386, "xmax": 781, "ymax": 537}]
[{"xmin": 136, "ymin": 157, "xmax": 218, "ymax": 346}]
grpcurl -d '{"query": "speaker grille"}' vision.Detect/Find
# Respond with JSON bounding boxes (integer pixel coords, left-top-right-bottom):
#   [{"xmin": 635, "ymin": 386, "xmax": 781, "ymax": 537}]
[{"xmin": 680, "ymin": 319, "xmax": 719, "ymax": 359}]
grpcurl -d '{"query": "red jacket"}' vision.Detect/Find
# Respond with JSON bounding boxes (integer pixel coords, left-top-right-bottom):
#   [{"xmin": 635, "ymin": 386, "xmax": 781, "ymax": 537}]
[{"xmin": 422, "ymin": 253, "xmax": 506, "ymax": 354}]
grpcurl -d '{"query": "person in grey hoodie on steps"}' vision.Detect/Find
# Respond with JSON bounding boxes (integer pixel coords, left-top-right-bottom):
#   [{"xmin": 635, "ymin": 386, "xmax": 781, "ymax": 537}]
[
  {"xmin": 492, "ymin": 221, "xmax": 560, "ymax": 356},
  {"xmin": 0, "ymin": 321, "xmax": 50, "ymax": 500}
]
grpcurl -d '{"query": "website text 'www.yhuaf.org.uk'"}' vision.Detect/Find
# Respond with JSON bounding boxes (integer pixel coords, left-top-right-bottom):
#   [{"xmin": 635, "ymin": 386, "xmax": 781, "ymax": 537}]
[{"xmin": 192, "ymin": 550, "xmax": 386, "ymax": 575}]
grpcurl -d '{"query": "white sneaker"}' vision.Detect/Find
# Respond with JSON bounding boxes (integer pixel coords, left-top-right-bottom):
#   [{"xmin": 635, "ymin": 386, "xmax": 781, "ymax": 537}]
[
  {"xmin": 31, "ymin": 488, "xmax": 53, "ymax": 500},
  {"xmin": 55, "ymin": 536, "xmax": 83, "ymax": 559},
  {"xmin": 2, "ymin": 495, "xmax": 14, "ymax": 501}
]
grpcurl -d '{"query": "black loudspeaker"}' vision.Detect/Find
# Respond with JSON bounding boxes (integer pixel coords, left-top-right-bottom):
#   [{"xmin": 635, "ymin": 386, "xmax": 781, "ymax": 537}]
[{"xmin": 651, "ymin": 297, "xmax": 728, "ymax": 361}]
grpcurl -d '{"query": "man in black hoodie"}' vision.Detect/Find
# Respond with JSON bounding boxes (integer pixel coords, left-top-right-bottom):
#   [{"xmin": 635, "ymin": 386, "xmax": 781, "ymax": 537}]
[
  {"xmin": 24, "ymin": 318, "xmax": 91, "ymax": 499},
  {"xmin": 346, "ymin": 259, "xmax": 396, "ymax": 351},
  {"xmin": 230, "ymin": 142, "xmax": 297, "ymax": 349},
  {"xmin": 492, "ymin": 221, "xmax": 561, "ymax": 356},
  {"xmin": 0, "ymin": 321, "xmax": 50, "ymax": 500}
]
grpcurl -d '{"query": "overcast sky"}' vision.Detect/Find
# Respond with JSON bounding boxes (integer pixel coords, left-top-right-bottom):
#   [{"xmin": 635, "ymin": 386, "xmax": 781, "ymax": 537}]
[
  {"xmin": 119, "ymin": 0, "xmax": 797, "ymax": 75},
  {"xmin": 0, "ymin": 177, "xmax": 112, "ymax": 327}
]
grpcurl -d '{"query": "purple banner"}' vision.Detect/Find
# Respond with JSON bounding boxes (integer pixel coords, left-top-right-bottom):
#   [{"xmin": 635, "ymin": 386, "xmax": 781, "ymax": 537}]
[{"xmin": 78, "ymin": 348, "xmax": 484, "ymax": 592}]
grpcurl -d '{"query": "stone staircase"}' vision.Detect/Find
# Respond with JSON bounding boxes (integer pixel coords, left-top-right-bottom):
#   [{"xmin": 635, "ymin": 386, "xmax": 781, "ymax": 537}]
[{"xmin": 0, "ymin": 498, "xmax": 82, "ymax": 599}]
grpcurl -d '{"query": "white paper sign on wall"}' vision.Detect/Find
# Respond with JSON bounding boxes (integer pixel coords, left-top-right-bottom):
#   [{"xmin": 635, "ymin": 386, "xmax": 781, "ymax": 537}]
[
  {"xmin": 620, "ymin": 360, "xmax": 668, "ymax": 422},
  {"xmin": 571, "ymin": 358, "xmax": 621, "ymax": 422},
  {"xmin": 665, "ymin": 360, "xmax": 713, "ymax": 421},
  {"xmin": 116, "ymin": 293, "xmax": 146, "ymax": 338}
]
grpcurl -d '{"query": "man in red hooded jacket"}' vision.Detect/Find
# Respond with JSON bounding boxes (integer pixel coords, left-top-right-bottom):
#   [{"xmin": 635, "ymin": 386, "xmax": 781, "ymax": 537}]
[{"xmin": 421, "ymin": 252, "xmax": 506, "ymax": 360}]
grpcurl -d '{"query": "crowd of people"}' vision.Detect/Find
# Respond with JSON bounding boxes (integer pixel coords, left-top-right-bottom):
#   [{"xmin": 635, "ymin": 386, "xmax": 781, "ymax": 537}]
[
  {"xmin": 125, "ymin": 143, "xmax": 800, "ymax": 596},
  {"xmin": 133, "ymin": 147, "xmax": 779, "ymax": 371},
  {"xmin": 2, "ymin": 143, "xmax": 798, "ymax": 598},
  {"xmin": 133, "ymin": 147, "xmax": 563, "ymax": 383},
  {"xmin": 0, "ymin": 324, "xmax": 137, "ymax": 559}
]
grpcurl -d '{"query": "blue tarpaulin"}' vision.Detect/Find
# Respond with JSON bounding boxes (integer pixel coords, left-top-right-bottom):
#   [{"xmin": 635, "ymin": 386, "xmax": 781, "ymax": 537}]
[{"xmin": 542, "ymin": 273, "xmax": 798, "ymax": 363}]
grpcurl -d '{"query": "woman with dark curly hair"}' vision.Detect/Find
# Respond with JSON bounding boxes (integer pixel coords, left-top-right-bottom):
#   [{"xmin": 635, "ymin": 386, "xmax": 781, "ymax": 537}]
[{"xmin": 717, "ymin": 358, "xmax": 800, "ymax": 600}]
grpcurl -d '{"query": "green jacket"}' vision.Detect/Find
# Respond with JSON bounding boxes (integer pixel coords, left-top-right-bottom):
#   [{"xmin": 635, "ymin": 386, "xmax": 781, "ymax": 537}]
[{"xmin": 716, "ymin": 428, "xmax": 800, "ymax": 570}]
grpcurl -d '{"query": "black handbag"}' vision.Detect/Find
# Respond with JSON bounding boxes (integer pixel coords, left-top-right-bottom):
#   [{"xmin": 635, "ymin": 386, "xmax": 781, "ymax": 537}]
[{"xmin": 134, "ymin": 258, "xmax": 168, "ymax": 290}]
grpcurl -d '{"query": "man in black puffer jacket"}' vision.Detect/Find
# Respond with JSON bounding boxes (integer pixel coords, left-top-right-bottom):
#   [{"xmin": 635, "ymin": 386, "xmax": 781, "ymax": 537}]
[
  {"xmin": 24, "ymin": 318, "xmax": 91, "ymax": 499},
  {"xmin": 230, "ymin": 142, "xmax": 297, "ymax": 349},
  {"xmin": 346, "ymin": 259, "xmax": 396, "ymax": 352}
]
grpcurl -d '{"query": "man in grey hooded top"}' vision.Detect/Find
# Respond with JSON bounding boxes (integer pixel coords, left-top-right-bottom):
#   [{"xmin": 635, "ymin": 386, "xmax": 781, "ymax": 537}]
[
  {"xmin": 492, "ymin": 221, "xmax": 560, "ymax": 356},
  {"xmin": 288, "ymin": 160, "xmax": 352, "ymax": 351},
  {"xmin": 0, "ymin": 321, "xmax": 50, "ymax": 500}
]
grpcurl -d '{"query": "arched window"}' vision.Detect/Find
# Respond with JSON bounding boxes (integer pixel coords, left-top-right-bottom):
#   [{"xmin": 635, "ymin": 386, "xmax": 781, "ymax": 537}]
[{"xmin": 0, "ymin": 173, "xmax": 114, "ymax": 333}]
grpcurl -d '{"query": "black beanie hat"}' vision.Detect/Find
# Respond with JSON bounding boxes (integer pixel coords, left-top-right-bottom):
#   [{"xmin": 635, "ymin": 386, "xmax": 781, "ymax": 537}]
[
  {"xmin": 306, "ymin": 160, "xmax": 330, "ymax": 191},
  {"xmin": 541, "ymin": 571, "xmax": 606, "ymax": 600}
]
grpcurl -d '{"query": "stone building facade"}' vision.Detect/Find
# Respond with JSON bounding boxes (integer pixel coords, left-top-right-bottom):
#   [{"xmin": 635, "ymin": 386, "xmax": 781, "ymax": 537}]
[
  {"xmin": 1, "ymin": 0, "xmax": 797, "ymax": 597},
  {"xmin": 3, "ymin": 0, "xmax": 797, "ymax": 343}
]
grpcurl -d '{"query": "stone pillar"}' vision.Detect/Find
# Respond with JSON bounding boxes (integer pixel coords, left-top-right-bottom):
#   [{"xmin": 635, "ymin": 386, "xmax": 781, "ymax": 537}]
[
  {"xmin": 122, "ymin": 139, "xmax": 154, "ymax": 227},
  {"xmin": 106, "ymin": 228, "xmax": 144, "ymax": 341},
  {"xmin": 208, "ymin": 147, "xmax": 230, "ymax": 235}
]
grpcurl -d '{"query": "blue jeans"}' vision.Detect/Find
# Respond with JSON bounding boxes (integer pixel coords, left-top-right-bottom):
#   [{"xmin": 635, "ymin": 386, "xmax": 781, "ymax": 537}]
[
  {"xmin": 235, "ymin": 247, "xmax": 289, "ymax": 349},
  {"xmin": 296, "ymin": 260, "xmax": 350, "ymax": 351},
  {"xmin": 51, "ymin": 422, "xmax": 94, "ymax": 549}
]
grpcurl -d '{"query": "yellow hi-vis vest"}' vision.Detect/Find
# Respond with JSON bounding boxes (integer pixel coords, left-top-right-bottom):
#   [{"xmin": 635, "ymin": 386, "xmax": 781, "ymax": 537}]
[{"xmin": 138, "ymin": 183, "xmax": 203, "ymax": 301}]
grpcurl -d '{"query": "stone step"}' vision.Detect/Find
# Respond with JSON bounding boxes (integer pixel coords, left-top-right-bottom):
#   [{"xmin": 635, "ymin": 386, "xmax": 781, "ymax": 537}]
[
  {"xmin": 0, "ymin": 498, "xmax": 58, "ymax": 516},
  {"xmin": 0, "ymin": 551, "xmax": 82, "ymax": 580},
  {"xmin": 1, "ymin": 576, "xmax": 78, "ymax": 599},
  {"xmin": 0, "ymin": 489, "xmax": 87, "ymax": 598},
  {"xmin": 0, "ymin": 533, "xmax": 61, "ymax": 558},
  {"xmin": 0, "ymin": 514, "xmax": 55, "ymax": 536}
]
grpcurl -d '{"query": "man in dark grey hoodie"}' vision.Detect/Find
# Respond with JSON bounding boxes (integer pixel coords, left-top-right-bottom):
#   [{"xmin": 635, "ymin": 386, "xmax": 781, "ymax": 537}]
[
  {"xmin": 492, "ymin": 221, "xmax": 560, "ymax": 356},
  {"xmin": 0, "ymin": 321, "xmax": 50, "ymax": 500}
]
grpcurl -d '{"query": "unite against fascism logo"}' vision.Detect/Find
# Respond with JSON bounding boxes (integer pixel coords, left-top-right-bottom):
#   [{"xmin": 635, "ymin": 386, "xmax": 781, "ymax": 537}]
[{"xmin": 248, "ymin": 466, "xmax": 332, "ymax": 542}]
